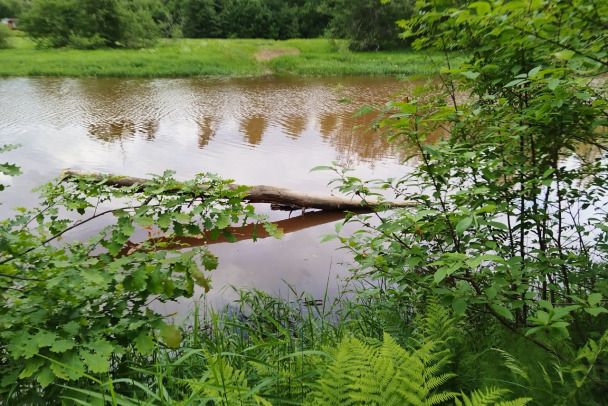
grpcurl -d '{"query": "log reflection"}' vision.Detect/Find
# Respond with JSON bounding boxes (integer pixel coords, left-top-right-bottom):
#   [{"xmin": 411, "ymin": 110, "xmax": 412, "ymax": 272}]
[{"xmin": 123, "ymin": 209, "xmax": 360, "ymax": 255}]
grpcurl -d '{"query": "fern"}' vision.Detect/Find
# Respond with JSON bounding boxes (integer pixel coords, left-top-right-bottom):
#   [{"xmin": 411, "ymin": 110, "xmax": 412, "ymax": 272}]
[
  {"xmin": 186, "ymin": 354, "xmax": 272, "ymax": 406},
  {"xmin": 307, "ymin": 332, "xmax": 457, "ymax": 405},
  {"xmin": 455, "ymin": 387, "xmax": 532, "ymax": 406},
  {"xmin": 492, "ymin": 349, "xmax": 531, "ymax": 385},
  {"xmin": 411, "ymin": 302, "xmax": 459, "ymax": 350}
]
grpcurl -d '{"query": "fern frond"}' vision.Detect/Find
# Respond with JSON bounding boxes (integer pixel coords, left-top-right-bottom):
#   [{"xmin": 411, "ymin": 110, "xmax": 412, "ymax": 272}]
[
  {"xmin": 426, "ymin": 390, "xmax": 459, "ymax": 405},
  {"xmin": 188, "ymin": 354, "xmax": 272, "ymax": 406},
  {"xmin": 455, "ymin": 387, "xmax": 531, "ymax": 406},
  {"xmin": 425, "ymin": 372, "xmax": 457, "ymax": 391},
  {"xmin": 308, "ymin": 332, "xmax": 457, "ymax": 406},
  {"xmin": 493, "ymin": 349, "xmax": 531, "ymax": 384},
  {"xmin": 413, "ymin": 302, "xmax": 458, "ymax": 345},
  {"xmin": 495, "ymin": 398, "xmax": 533, "ymax": 406}
]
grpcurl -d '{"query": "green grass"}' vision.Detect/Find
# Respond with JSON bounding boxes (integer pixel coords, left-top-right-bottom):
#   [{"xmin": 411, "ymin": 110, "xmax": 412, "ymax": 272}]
[
  {"xmin": 269, "ymin": 38, "xmax": 448, "ymax": 75},
  {"xmin": 0, "ymin": 37, "xmax": 448, "ymax": 77}
]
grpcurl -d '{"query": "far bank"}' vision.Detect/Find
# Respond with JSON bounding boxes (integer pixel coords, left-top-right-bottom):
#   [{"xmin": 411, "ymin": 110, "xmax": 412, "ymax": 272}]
[{"xmin": 0, "ymin": 38, "xmax": 448, "ymax": 77}]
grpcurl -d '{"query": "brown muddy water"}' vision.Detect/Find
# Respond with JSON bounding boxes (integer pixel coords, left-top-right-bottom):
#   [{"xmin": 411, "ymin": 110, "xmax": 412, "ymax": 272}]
[{"xmin": 0, "ymin": 76, "xmax": 422, "ymax": 315}]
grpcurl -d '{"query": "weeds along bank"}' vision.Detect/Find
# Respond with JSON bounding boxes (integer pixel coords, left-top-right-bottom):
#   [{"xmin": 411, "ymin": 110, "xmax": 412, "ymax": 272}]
[
  {"xmin": 1, "ymin": 0, "xmax": 608, "ymax": 405},
  {"xmin": 0, "ymin": 38, "xmax": 445, "ymax": 77}
]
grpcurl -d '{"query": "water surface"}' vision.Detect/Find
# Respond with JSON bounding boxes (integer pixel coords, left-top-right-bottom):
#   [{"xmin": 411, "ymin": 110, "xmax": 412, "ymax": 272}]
[{"xmin": 0, "ymin": 76, "xmax": 418, "ymax": 311}]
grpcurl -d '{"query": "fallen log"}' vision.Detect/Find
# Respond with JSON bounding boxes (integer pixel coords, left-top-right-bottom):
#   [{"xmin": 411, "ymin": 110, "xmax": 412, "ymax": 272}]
[{"xmin": 61, "ymin": 169, "xmax": 416, "ymax": 211}]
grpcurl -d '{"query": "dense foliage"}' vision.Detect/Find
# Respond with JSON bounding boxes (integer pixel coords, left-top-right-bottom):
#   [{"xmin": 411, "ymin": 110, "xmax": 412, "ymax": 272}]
[
  {"xmin": 12, "ymin": 0, "xmax": 414, "ymax": 49},
  {"xmin": 0, "ymin": 21, "xmax": 10, "ymax": 48},
  {"xmin": 0, "ymin": 0, "xmax": 21, "ymax": 17},
  {"xmin": 327, "ymin": 0, "xmax": 414, "ymax": 51},
  {"xmin": 0, "ymin": 170, "xmax": 282, "ymax": 402},
  {"xmin": 19, "ymin": 0, "xmax": 159, "ymax": 48},
  {"xmin": 321, "ymin": 0, "xmax": 608, "ymax": 402},
  {"xmin": 1, "ymin": 0, "xmax": 608, "ymax": 404}
]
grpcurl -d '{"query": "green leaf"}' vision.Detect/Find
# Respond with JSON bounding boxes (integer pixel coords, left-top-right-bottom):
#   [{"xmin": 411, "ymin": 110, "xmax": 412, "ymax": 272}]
[
  {"xmin": 455, "ymin": 217, "xmax": 473, "ymax": 235},
  {"xmin": 0, "ymin": 370, "xmax": 19, "ymax": 388},
  {"xmin": 452, "ymin": 298, "xmax": 467, "ymax": 315},
  {"xmin": 0, "ymin": 143, "xmax": 20, "ymax": 153},
  {"xmin": 201, "ymin": 251, "xmax": 219, "ymax": 271},
  {"xmin": 547, "ymin": 78, "xmax": 560, "ymax": 90},
  {"xmin": 148, "ymin": 269, "xmax": 164, "ymax": 294},
  {"xmin": 538, "ymin": 299, "xmax": 553, "ymax": 310},
  {"xmin": 335, "ymin": 221, "xmax": 344, "ymax": 233},
  {"xmin": 434, "ymin": 267, "xmax": 448, "ymax": 283},
  {"xmin": 134, "ymin": 215, "xmax": 155, "ymax": 227},
  {"xmin": 51, "ymin": 351, "xmax": 86, "ymax": 380},
  {"xmin": 173, "ymin": 212, "xmax": 190, "ymax": 223},
  {"xmin": 120, "ymin": 220, "xmax": 135, "ymax": 236},
  {"xmin": 0, "ymin": 163, "xmax": 22, "ymax": 176},
  {"xmin": 485, "ymin": 286, "xmax": 498, "ymax": 299},
  {"xmin": 86, "ymin": 339, "xmax": 114, "ymax": 357},
  {"xmin": 50, "ymin": 339, "xmax": 75, "ymax": 353},
  {"xmin": 525, "ymin": 326, "xmax": 544, "ymax": 337},
  {"xmin": 19, "ymin": 358, "xmax": 44, "ymax": 379},
  {"xmin": 135, "ymin": 333, "xmax": 155, "ymax": 356},
  {"xmin": 80, "ymin": 350, "xmax": 110, "ymax": 374},
  {"xmin": 159, "ymin": 324, "xmax": 182, "ymax": 348},
  {"xmin": 468, "ymin": 1, "xmax": 491, "ymax": 15},
  {"xmin": 63, "ymin": 321, "xmax": 80, "ymax": 335},
  {"xmin": 492, "ymin": 304, "xmax": 514, "ymax": 321},
  {"xmin": 505, "ymin": 79, "xmax": 525, "ymax": 87},
  {"xmin": 157, "ymin": 212, "xmax": 171, "ymax": 229},
  {"xmin": 585, "ymin": 307, "xmax": 608, "ymax": 317},
  {"xmin": 554, "ymin": 49, "xmax": 575, "ymax": 61},
  {"xmin": 309, "ymin": 166, "xmax": 334, "ymax": 172},
  {"xmin": 222, "ymin": 229, "xmax": 237, "ymax": 242},
  {"xmin": 320, "ymin": 233, "xmax": 338, "ymax": 242},
  {"xmin": 37, "ymin": 366, "xmax": 56, "ymax": 387},
  {"xmin": 215, "ymin": 213, "xmax": 231, "ymax": 229},
  {"xmin": 263, "ymin": 222, "xmax": 284, "ymax": 239},
  {"xmin": 461, "ymin": 71, "xmax": 480, "ymax": 80},
  {"xmin": 34, "ymin": 331, "xmax": 58, "ymax": 349},
  {"xmin": 588, "ymin": 293, "xmax": 602, "ymax": 307},
  {"xmin": 528, "ymin": 66, "xmax": 542, "ymax": 77},
  {"xmin": 123, "ymin": 267, "xmax": 148, "ymax": 292},
  {"xmin": 190, "ymin": 265, "xmax": 211, "ymax": 292},
  {"xmin": 475, "ymin": 204, "xmax": 495, "ymax": 214}
]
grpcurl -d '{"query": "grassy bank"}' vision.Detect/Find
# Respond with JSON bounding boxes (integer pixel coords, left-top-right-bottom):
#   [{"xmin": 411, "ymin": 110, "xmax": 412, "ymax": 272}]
[{"xmin": 0, "ymin": 37, "xmax": 446, "ymax": 77}]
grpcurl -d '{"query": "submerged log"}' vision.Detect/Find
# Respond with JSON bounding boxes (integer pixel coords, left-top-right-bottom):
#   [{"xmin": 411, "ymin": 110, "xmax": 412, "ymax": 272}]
[{"xmin": 61, "ymin": 169, "xmax": 416, "ymax": 211}]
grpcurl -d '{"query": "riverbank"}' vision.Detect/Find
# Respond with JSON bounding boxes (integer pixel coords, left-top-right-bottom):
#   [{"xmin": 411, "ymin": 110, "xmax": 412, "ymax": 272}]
[{"xmin": 0, "ymin": 37, "xmax": 448, "ymax": 77}]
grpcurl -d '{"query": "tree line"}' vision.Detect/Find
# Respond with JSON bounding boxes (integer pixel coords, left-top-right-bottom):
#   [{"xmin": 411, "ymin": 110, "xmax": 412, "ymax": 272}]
[{"xmin": 0, "ymin": 0, "xmax": 414, "ymax": 50}]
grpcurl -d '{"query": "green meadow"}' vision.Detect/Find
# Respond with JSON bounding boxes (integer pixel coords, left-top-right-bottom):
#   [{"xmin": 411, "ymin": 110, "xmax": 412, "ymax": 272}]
[{"xmin": 0, "ymin": 37, "xmax": 445, "ymax": 77}]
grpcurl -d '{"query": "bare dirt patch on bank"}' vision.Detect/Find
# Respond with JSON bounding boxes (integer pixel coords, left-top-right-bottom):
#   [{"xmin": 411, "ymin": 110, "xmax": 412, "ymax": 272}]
[{"xmin": 255, "ymin": 48, "xmax": 301, "ymax": 61}]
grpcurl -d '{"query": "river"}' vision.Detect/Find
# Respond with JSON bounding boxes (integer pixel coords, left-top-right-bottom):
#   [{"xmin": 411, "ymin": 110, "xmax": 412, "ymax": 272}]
[{"xmin": 0, "ymin": 75, "xmax": 418, "ymax": 314}]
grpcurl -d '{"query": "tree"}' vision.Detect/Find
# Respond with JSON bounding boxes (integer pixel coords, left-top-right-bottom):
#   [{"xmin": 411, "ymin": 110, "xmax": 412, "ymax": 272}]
[
  {"xmin": 181, "ymin": 0, "xmax": 221, "ymax": 38},
  {"xmin": 20, "ymin": 0, "xmax": 158, "ymax": 48},
  {"xmin": 326, "ymin": 0, "xmax": 608, "ymax": 398},
  {"xmin": 328, "ymin": 0, "xmax": 414, "ymax": 51},
  {"xmin": 0, "ymin": 0, "xmax": 23, "ymax": 18}
]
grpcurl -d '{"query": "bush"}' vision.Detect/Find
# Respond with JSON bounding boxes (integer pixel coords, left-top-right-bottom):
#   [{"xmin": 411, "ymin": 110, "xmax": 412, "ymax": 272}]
[
  {"xmin": 0, "ymin": 23, "xmax": 11, "ymax": 48},
  {"xmin": 20, "ymin": 0, "xmax": 158, "ymax": 49},
  {"xmin": 328, "ymin": 0, "xmax": 414, "ymax": 51}
]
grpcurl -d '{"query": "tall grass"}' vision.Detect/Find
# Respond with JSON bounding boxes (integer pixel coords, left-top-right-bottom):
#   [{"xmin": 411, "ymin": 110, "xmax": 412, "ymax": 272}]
[
  {"xmin": 44, "ymin": 283, "xmax": 600, "ymax": 405},
  {"xmin": 59, "ymin": 284, "xmax": 356, "ymax": 405},
  {"xmin": 0, "ymin": 37, "xmax": 450, "ymax": 77}
]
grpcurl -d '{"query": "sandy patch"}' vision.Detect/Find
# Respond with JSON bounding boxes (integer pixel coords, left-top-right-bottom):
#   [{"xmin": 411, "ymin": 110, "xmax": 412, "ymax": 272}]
[{"xmin": 255, "ymin": 48, "xmax": 301, "ymax": 61}]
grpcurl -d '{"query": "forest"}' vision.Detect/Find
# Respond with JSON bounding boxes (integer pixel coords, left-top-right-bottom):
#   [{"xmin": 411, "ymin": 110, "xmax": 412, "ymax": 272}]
[
  {"xmin": 1, "ymin": 0, "xmax": 607, "ymax": 405},
  {"xmin": 0, "ymin": 0, "xmax": 413, "ymax": 50}
]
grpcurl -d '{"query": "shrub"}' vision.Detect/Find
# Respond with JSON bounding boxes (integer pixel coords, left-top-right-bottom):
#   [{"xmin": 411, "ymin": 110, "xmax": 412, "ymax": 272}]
[{"xmin": 0, "ymin": 23, "xmax": 11, "ymax": 48}]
